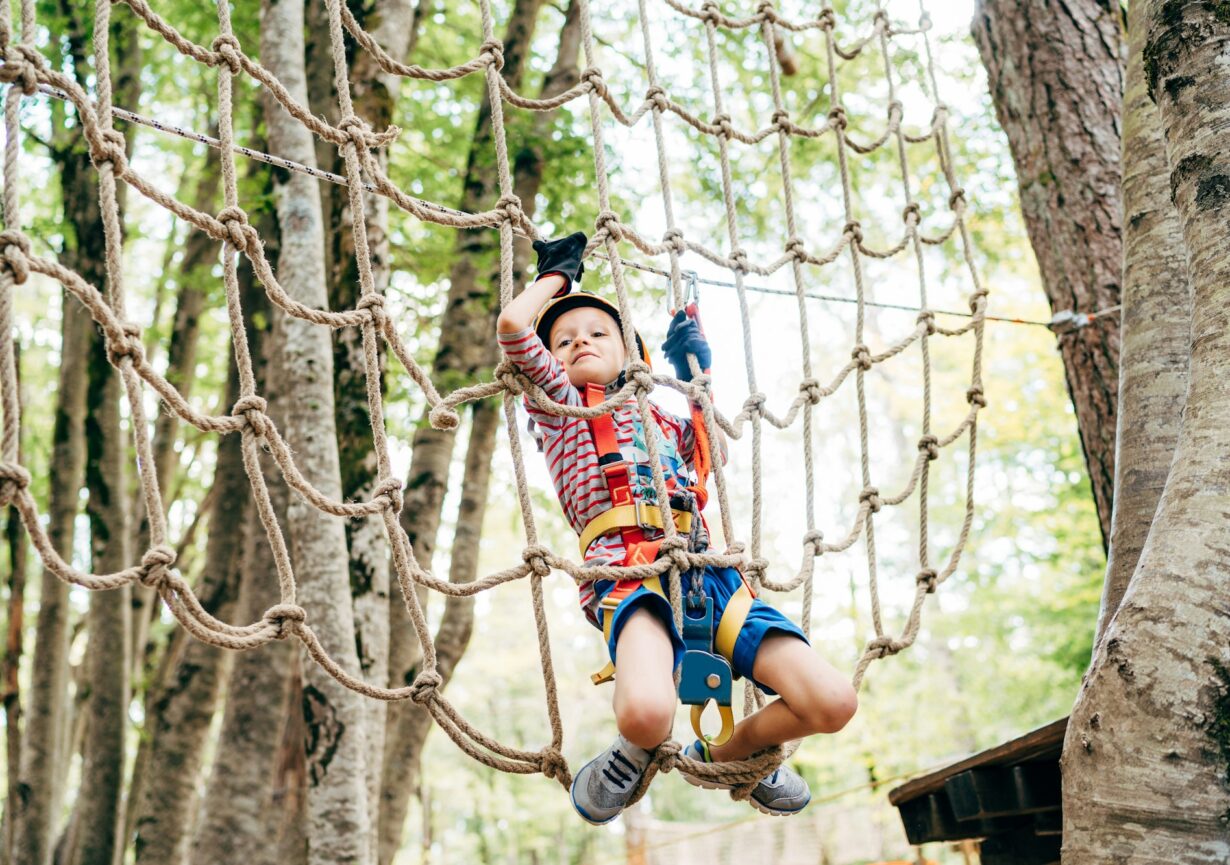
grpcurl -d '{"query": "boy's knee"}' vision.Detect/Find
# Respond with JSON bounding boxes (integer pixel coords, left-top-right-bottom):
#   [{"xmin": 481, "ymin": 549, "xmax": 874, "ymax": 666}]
[
  {"xmin": 615, "ymin": 693, "xmax": 674, "ymax": 748},
  {"xmin": 795, "ymin": 682, "xmax": 858, "ymax": 735}
]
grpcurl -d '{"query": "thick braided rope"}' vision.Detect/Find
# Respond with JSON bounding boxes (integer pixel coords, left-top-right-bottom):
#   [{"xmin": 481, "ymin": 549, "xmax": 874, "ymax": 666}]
[{"xmin": 0, "ymin": 0, "xmax": 988, "ymax": 792}]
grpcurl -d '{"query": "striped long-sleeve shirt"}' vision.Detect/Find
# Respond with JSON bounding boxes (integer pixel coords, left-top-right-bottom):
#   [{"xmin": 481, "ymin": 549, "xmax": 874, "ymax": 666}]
[{"xmin": 498, "ymin": 326, "xmax": 723, "ymax": 623}]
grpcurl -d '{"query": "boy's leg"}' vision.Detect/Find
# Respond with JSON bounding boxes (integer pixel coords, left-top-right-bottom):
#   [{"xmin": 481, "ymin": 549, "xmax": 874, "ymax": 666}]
[
  {"xmin": 707, "ymin": 634, "xmax": 858, "ymax": 762},
  {"xmin": 612, "ymin": 606, "xmax": 678, "ymax": 749}
]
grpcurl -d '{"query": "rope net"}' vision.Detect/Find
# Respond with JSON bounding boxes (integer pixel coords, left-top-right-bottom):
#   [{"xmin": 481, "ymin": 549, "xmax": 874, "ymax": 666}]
[{"xmin": 0, "ymin": 0, "xmax": 986, "ymax": 797}]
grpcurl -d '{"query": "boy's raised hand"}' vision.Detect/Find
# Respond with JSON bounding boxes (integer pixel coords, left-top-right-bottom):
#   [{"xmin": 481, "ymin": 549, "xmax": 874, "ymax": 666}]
[
  {"xmin": 532, "ymin": 231, "xmax": 587, "ymax": 296},
  {"xmin": 661, "ymin": 310, "xmax": 711, "ymax": 382}
]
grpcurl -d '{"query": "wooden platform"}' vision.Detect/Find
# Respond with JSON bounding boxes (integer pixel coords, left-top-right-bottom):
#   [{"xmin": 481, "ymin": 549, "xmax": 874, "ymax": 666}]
[{"xmin": 887, "ymin": 717, "xmax": 1067, "ymax": 865}]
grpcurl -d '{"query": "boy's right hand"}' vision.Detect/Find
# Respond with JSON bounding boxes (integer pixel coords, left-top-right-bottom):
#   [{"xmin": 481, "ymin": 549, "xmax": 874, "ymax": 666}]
[{"xmin": 532, "ymin": 231, "xmax": 587, "ymax": 296}]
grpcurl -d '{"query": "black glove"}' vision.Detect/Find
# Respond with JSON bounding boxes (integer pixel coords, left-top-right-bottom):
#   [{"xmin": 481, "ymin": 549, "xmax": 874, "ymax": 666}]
[
  {"xmin": 661, "ymin": 310, "xmax": 711, "ymax": 382},
  {"xmin": 532, "ymin": 231, "xmax": 587, "ymax": 296}
]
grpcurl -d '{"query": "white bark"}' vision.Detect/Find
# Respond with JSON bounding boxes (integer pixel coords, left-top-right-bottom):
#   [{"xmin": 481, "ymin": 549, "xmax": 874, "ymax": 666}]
[
  {"xmin": 261, "ymin": 0, "xmax": 370, "ymax": 862},
  {"xmin": 1062, "ymin": 3, "xmax": 1230, "ymax": 861}
]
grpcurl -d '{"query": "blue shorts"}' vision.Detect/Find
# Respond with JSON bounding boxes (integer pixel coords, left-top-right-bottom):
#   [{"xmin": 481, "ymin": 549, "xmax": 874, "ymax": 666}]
[{"xmin": 595, "ymin": 565, "xmax": 809, "ymax": 696}]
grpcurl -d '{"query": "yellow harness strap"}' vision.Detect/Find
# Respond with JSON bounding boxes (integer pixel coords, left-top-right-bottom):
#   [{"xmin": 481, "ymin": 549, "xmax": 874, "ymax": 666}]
[
  {"xmin": 591, "ymin": 578, "xmax": 755, "ymax": 685},
  {"xmin": 578, "ymin": 506, "xmax": 692, "ymax": 557}
]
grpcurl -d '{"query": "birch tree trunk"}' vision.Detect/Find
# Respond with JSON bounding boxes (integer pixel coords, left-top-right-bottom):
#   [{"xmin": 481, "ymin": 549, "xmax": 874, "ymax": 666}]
[
  {"xmin": 261, "ymin": 1, "xmax": 369, "ymax": 862},
  {"xmin": 1092, "ymin": 0, "xmax": 1190, "ymax": 644},
  {"xmin": 378, "ymin": 4, "xmax": 582, "ymax": 860},
  {"xmin": 1062, "ymin": 3, "xmax": 1230, "ymax": 860},
  {"xmin": 307, "ymin": 3, "xmax": 424, "ymax": 852},
  {"xmin": 972, "ymin": 0, "xmax": 1123, "ymax": 548},
  {"xmin": 190, "ymin": 200, "xmax": 296, "ymax": 865}
]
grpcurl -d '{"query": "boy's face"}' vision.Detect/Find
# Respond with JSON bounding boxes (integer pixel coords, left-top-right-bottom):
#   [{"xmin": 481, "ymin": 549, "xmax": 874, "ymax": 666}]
[{"xmin": 547, "ymin": 306, "xmax": 627, "ymax": 388}]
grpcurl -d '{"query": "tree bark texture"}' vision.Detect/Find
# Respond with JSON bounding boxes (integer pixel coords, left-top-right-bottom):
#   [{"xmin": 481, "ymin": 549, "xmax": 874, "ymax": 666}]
[
  {"xmin": 261, "ymin": 0, "xmax": 370, "ymax": 861},
  {"xmin": 128, "ymin": 173, "xmax": 265, "ymax": 865},
  {"xmin": 3, "ymin": 351, "xmax": 26, "ymax": 862},
  {"xmin": 307, "ymin": 2, "xmax": 424, "ymax": 851},
  {"xmin": 189, "ymin": 187, "xmax": 295, "ymax": 865},
  {"xmin": 1093, "ymin": 0, "xmax": 1191, "ymax": 645},
  {"xmin": 972, "ymin": 0, "xmax": 1123, "ymax": 548},
  {"xmin": 129, "ymin": 153, "xmax": 221, "ymax": 680},
  {"xmin": 378, "ymin": 4, "xmax": 581, "ymax": 861},
  {"xmin": 1062, "ymin": 3, "xmax": 1230, "ymax": 861}
]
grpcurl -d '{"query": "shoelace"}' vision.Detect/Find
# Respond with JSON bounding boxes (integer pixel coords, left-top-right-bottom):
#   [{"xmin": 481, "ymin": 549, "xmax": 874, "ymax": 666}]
[{"xmin": 601, "ymin": 749, "xmax": 638, "ymax": 789}]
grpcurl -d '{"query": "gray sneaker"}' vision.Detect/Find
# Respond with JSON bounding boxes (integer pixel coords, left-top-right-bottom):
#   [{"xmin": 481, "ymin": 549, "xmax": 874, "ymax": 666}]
[
  {"xmin": 679, "ymin": 740, "xmax": 812, "ymax": 816},
  {"xmin": 570, "ymin": 735, "xmax": 651, "ymax": 825}
]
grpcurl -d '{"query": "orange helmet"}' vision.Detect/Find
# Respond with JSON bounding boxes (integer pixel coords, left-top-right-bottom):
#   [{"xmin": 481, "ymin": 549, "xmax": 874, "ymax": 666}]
[{"xmin": 532, "ymin": 292, "xmax": 651, "ymax": 368}]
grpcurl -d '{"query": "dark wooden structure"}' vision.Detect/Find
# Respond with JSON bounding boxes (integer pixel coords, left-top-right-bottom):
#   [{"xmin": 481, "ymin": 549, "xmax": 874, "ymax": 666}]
[{"xmin": 888, "ymin": 718, "xmax": 1067, "ymax": 865}]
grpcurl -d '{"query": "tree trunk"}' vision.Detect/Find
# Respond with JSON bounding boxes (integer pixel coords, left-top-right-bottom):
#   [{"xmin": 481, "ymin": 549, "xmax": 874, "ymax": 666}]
[
  {"xmin": 11, "ymin": 296, "xmax": 88, "ymax": 865},
  {"xmin": 1092, "ymin": 0, "xmax": 1191, "ymax": 645},
  {"xmin": 129, "ymin": 152, "xmax": 221, "ymax": 679},
  {"xmin": 2, "ymin": 348, "xmax": 25, "ymax": 862},
  {"xmin": 378, "ymin": 3, "xmax": 581, "ymax": 860},
  {"xmin": 127, "ymin": 161, "xmax": 264, "ymax": 865},
  {"xmin": 972, "ymin": 0, "xmax": 1123, "ymax": 548},
  {"xmin": 1062, "ymin": 3, "xmax": 1230, "ymax": 860},
  {"xmin": 188, "ymin": 164, "xmax": 295, "ymax": 865},
  {"xmin": 308, "ymin": 3, "xmax": 425, "ymax": 852},
  {"xmin": 261, "ymin": 1, "xmax": 370, "ymax": 862}
]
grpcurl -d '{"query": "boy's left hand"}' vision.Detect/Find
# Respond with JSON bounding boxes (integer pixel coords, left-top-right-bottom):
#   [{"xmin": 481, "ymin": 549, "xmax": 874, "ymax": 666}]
[{"xmin": 661, "ymin": 310, "xmax": 711, "ymax": 382}]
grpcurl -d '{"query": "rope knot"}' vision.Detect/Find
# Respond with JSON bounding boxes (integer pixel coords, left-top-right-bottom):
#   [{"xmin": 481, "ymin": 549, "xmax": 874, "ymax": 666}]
[
  {"xmin": 746, "ymin": 557, "xmax": 769, "ymax": 581},
  {"xmin": 662, "ymin": 228, "xmax": 686, "ymax": 254},
  {"xmin": 409, "ymin": 670, "xmax": 443, "ymax": 704},
  {"xmin": 843, "ymin": 220, "xmax": 863, "ymax": 243},
  {"xmin": 756, "ymin": 1, "xmax": 775, "ymax": 19},
  {"xmin": 966, "ymin": 385, "xmax": 987, "ymax": 408},
  {"xmin": 655, "ymin": 739, "xmax": 683, "ymax": 772},
  {"xmin": 593, "ymin": 209, "xmax": 622, "ymax": 242},
  {"xmin": 580, "ymin": 66, "xmax": 607, "ymax": 97},
  {"xmin": 88, "ymin": 128, "xmax": 128, "ymax": 173},
  {"xmin": 210, "ymin": 34, "xmax": 243, "ymax": 74},
  {"xmin": 872, "ymin": 9, "xmax": 891, "ymax": 33},
  {"xmin": 263, "ymin": 603, "xmax": 307, "ymax": 639},
  {"xmin": 493, "ymin": 193, "xmax": 525, "ymax": 228},
  {"xmin": 817, "ymin": 7, "xmax": 836, "ymax": 30},
  {"xmin": 802, "ymin": 529, "xmax": 824, "ymax": 554},
  {"xmin": 626, "ymin": 360, "xmax": 655, "ymax": 395},
  {"xmin": 699, "ymin": 1, "xmax": 722, "ymax": 24},
  {"xmin": 690, "ymin": 372, "xmax": 712, "ymax": 393},
  {"xmin": 0, "ymin": 462, "xmax": 31, "ymax": 506},
  {"xmin": 827, "ymin": 105, "xmax": 848, "ymax": 129},
  {"xmin": 859, "ymin": 486, "xmax": 882, "ymax": 513},
  {"xmin": 493, "ymin": 358, "xmax": 525, "ymax": 396},
  {"xmin": 741, "ymin": 391, "xmax": 766, "ymax": 418},
  {"xmin": 232, "ymin": 394, "xmax": 269, "ymax": 437},
  {"xmin": 337, "ymin": 116, "xmax": 373, "ymax": 151},
  {"xmin": 798, "ymin": 377, "xmax": 823, "ymax": 405},
  {"xmin": 480, "ymin": 39, "xmax": 505, "ymax": 70},
  {"xmin": 917, "ymin": 434, "xmax": 940, "ymax": 462},
  {"xmin": 139, "ymin": 544, "xmax": 177, "ymax": 589},
  {"xmin": 658, "ymin": 534, "xmax": 691, "ymax": 573},
  {"xmin": 216, "ymin": 206, "xmax": 258, "ymax": 254},
  {"xmin": 645, "ymin": 84, "xmax": 670, "ymax": 112},
  {"xmin": 374, "ymin": 477, "xmax": 403, "ymax": 514},
  {"xmin": 967, "ymin": 287, "xmax": 989, "ymax": 314},
  {"xmin": 917, "ymin": 567, "xmax": 938, "ymax": 594},
  {"xmin": 850, "ymin": 343, "xmax": 873, "ymax": 371},
  {"xmin": 916, "ymin": 309, "xmax": 936, "ymax": 335},
  {"xmin": 539, "ymin": 747, "xmax": 569, "ymax": 784},
  {"xmin": 521, "ymin": 544, "xmax": 553, "ymax": 577},
  {"xmin": 356, "ymin": 293, "xmax": 387, "ymax": 326},
  {"xmin": 712, "ymin": 113, "xmax": 735, "ymax": 139},
  {"xmin": 1, "ymin": 44, "xmax": 43, "ymax": 94},
  {"xmin": 901, "ymin": 201, "xmax": 921, "ymax": 226},
  {"xmin": 887, "ymin": 99, "xmax": 904, "ymax": 123},
  {"xmin": 919, "ymin": 12, "xmax": 934, "ymax": 31},
  {"xmin": 948, "ymin": 187, "xmax": 967, "ymax": 211},
  {"xmin": 428, "ymin": 402, "xmax": 462, "ymax": 431},
  {"xmin": 106, "ymin": 322, "xmax": 145, "ymax": 367},
  {"xmin": 785, "ymin": 236, "xmax": 807, "ymax": 262},
  {"xmin": 0, "ymin": 230, "xmax": 31, "ymax": 284},
  {"xmin": 729, "ymin": 247, "xmax": 749, "ymax": 272},
  {"xmin": 769, "ymin": 110, "xmax": 791, "ymax": 134},
  {"xmin": 867, "ymin": 635, "xmax": 902, "ymax": 657}
]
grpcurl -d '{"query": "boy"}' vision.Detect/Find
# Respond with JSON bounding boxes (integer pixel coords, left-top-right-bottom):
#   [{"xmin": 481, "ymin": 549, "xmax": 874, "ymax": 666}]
[{"xmin": 496, "ymin": 232, "xmax": 858, "ymax": 825}]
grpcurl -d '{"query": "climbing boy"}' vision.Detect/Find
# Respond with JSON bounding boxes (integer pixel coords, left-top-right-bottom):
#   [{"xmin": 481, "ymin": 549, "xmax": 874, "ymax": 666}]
[{"xmin": 495, "ymin": 231, "xmax": 858, "ymax": 825}]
